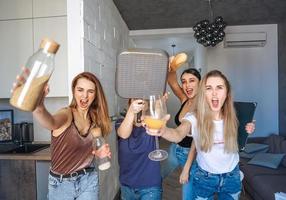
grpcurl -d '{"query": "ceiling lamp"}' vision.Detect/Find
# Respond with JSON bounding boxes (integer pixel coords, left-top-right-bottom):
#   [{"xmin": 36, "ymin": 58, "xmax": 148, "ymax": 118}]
[{"xmin": 193, "ymin": 0, "xmax": 227, "ymax": 47}]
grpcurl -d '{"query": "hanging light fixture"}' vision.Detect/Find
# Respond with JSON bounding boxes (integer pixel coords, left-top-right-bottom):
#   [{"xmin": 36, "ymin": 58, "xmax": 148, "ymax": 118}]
[{"xmin": 193, "ymin": 0, "xmax": 227, "ymax": 47}]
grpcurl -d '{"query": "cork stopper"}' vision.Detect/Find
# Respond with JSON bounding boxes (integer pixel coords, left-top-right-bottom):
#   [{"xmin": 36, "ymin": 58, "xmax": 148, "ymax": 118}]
[{"xmin": 40, "ymin": 38, "xmax": 60, "ymax": 54}]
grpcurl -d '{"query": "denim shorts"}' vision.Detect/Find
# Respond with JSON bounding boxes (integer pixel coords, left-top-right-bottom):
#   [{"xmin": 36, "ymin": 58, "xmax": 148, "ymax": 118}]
[
  {"xmin": 121, "ymin": 185, "xmax": 162, "ymax": 200},
  {"xmin": 193, "ymin": 165, "xmax": 241, "ymax": 200},
  {"xmin": 48, "ymin": 170, "xmax": 99, "ymax": 200}
]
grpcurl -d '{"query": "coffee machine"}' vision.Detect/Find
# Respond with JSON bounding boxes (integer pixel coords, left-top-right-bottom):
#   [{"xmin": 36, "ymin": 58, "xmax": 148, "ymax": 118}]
[{"xmin": 13, "ymin": 122, "xmax": 34, "ymax": 145}]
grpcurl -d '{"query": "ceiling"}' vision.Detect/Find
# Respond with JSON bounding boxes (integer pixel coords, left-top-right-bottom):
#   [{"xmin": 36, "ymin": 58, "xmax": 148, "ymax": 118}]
[{"xmin": 113, "ymin": 0, "xmax": 286, "ymax": 30}]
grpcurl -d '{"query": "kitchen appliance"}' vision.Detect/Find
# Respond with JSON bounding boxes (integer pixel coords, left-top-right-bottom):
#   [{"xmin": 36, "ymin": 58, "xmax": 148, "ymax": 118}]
[{"xmin": 13, "ymin": 122, "xmax": 34, "ymax": 144}]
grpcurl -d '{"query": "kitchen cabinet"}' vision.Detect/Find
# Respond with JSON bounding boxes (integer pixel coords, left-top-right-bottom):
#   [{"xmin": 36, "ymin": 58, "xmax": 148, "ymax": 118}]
[
  {"xmin": 0, "ymin": 160, "xmax": 50, "ymax": 200},
  {"xmin": 0, "ymin": 19, "xmax": 33, "ymax": 98},
  {"xmin": 0, "ymin": 160, "xmax": 37, "ymax": 200},
  {"xmin": 0, "ymin": 0, "xmax": 32, "ymax": 20},
  {"xmin": 33, "ymin": 17, "xmax": 68, "ymax": 97},
  {"xmin": 0, "ymin": 0, "xmax": 68, "ymax": 98},
  {"xmin": 36, "ymin": 161, "xmax": 50, "ymax": 200},
  {"xmin": 33, "ymin": 0, "xmax": 67, "ymax": 18},
  {"xmin": 0, "ymin": 147, "xmax": 51, "ymax": 200}
]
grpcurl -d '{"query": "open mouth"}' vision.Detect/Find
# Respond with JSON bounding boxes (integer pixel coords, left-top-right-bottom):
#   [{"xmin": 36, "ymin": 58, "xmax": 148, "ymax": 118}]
[
  {"xmin": 186, "ymin": 88, "xmax": 193, "ymax": 96},
  {"xmin": 212, "ymin": 99, "xmax": 219, "ymax": 108},
  {"xmin": 80, "ymin": 99, "xmax": 89, "ymax": 108}
]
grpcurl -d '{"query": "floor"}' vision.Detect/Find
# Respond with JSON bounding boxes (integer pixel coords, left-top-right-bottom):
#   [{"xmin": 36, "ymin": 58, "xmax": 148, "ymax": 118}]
[{"xmin": 160, "ymin": 140, "xmax": 253, "ymax": 200}]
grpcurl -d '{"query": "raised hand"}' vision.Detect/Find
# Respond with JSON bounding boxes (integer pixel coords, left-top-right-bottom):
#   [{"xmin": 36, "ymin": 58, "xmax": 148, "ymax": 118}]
[
  {"xmin": 129, "ymin": 99, "xmax": 145, "ymax": 114},
  {"xmin": 11, "ymin": 66, "xmax": 30, "ymax": 93},
  {"xmin": 245, "ymin": 120, "xmax": 256, "ymax": 134},
  {"xmin": 169, "ymin": 53, "xmax": 188, "ymax": 72}
]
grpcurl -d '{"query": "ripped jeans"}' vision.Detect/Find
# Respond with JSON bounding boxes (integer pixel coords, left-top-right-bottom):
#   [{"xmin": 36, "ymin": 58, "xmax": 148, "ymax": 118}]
[{"xmin": 193, "ymin": 165, "xmax": 241, "ymax": 200}]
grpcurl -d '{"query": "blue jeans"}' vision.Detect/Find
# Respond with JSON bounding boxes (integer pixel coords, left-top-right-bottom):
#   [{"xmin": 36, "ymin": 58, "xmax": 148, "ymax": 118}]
[
  {"xmin": 193, "ymin": 165, "xmax": 241, "ymax": 200},
  {"xmin": 161, "ymin": 143, "xmax": 194, "ymax": 200},
  {"xmin": 121, "ymin": 185, "xmax": 162, "ymax": 200},
  {"xmin": 48, "ymin": 170, "xmax": 99, "ymax": 200}
]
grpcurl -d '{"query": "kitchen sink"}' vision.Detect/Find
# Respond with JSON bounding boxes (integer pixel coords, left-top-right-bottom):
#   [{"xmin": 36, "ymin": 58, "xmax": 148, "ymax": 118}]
[{"xmin": 1, "ymin": 143, "xmax": 50, "ymax": 154}]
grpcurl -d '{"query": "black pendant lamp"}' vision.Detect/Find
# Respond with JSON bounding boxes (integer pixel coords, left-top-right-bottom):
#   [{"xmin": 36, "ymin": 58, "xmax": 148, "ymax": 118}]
[{"xmin": 193, "ymin": 0, "xmax": 227, "ymax": 47}]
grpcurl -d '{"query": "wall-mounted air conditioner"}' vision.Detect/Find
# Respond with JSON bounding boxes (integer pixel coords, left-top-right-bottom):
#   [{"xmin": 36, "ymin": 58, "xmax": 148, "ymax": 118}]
[{"xmin": 224, "ymin": 32, "xmax": 267, "ymax": 48}]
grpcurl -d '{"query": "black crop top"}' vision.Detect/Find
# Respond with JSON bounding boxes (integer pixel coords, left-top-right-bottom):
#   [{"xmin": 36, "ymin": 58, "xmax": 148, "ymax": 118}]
[{"xmin": 174, "ymin": 101, "xmax": 193, "ymax": 148}]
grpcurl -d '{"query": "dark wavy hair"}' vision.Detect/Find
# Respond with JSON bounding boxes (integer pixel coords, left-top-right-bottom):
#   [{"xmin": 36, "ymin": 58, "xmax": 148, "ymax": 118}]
[{"xmin": 180, "ymin": 68, "xmax": 201, "ymax": 81}]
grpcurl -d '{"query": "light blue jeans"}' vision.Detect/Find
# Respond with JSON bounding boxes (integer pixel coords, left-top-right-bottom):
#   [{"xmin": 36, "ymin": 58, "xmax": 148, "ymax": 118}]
[
  {"xmin": 161, "ymin": 143, "xmax": 195, "ymax": 200},
  {"xmin": 48, "ymin": 170, "xmax": 99, "ymax": 200},
  {"xmin": 121, "ymin": 185, "xmax": 162, "ymax": 200},
  {"xmin": 193, "ymin": 165, "xmax": 241, "ymax": 200}
]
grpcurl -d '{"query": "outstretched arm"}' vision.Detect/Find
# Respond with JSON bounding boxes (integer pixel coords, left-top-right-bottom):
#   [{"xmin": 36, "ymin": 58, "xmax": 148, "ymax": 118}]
[
  {"xmin": 32, "ymin": 84, "xmax": 69, "ymax": 131},
  {"xmin": 146, "ymin": 119, "xmax": 191, "ymax": 143}
]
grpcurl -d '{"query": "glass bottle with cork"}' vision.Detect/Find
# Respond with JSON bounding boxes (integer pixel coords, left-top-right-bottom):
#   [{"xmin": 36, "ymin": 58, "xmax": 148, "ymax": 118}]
[{"xmin": 10, "ymin": 38, "xmax": 60, "ymax": 112}]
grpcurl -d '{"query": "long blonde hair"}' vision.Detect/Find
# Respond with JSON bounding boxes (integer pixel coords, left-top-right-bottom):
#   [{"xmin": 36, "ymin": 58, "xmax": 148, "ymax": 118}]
[
  {"xmin": 69, "ymin": 72, "xmax": 111, "ymax": 137},
  {"xmin": 193, "ymin": 70, "xmax": 238, "ymax": 153}
]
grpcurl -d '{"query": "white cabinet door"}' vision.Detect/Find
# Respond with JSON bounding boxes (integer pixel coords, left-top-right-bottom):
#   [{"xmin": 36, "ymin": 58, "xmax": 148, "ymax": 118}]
[
  {"xmin": 0, "ymin": 19, "xmax": 33, "ymax": 98},
  {"xmin": 33, "ymin": 17, "xmax": 68, "ymax": 97},
  {"xmin": 33, "ymin": 0, "xmax": 67, "ymax": 18},
  {"xmin": 0, "ymin": 0, "xmax": 32, "ymax": 20}
]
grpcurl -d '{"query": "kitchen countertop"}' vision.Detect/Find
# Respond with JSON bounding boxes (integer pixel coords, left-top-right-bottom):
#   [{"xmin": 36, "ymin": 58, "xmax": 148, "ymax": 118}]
[{"xmin": 0, "ymin": 146, "xmax": 51, "ymax": 161}]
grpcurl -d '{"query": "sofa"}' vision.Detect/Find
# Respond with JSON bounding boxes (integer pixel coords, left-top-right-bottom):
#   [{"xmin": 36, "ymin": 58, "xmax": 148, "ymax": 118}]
[{"xmin": 239, "ymin": 134, "xmax": 286, "ymax": 200}]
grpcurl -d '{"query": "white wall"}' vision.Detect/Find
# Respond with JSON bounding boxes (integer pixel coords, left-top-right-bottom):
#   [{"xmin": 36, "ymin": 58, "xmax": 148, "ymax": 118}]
[{"xmin": 207, "ymin": 24, "xmax": 278, "ymax": 137}]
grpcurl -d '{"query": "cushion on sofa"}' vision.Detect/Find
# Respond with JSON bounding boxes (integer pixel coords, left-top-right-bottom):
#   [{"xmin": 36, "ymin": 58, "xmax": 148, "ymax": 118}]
[
  {"xmin": 248, "ymin": 153, "xmax": 285, "ymax": 169},
  {"xmin": 265, "ymin": 134, "xmax": 286, "ymax": 167},
  {"xmin": 244, "ymin": 143, "xmax": 269, "ymax": 153},
  {"xmin": 239, "ymin": 148, "xmax": 268, "ymax": 158},
  {"xmin": 282, "ymin": 140, "xmax": 286, "ymax": 167},
  {"xmin": 249, "ymin": 174, "xmax": 286, "ymax": 200}
]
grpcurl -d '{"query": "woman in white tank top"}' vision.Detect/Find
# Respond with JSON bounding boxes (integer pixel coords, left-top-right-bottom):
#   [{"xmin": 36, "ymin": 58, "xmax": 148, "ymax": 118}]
[{"xmin": 145, "ymin": 70, "xmax": 255, "ymax": 199}]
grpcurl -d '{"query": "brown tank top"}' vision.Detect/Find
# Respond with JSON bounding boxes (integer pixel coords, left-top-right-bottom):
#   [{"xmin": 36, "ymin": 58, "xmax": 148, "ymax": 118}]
[{"xmin": 51, "ymin": 115, "xmax": 94, "ymax": 174}]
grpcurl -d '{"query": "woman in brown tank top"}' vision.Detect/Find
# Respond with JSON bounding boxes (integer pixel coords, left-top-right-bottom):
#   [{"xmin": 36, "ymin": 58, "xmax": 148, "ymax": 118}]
[{"xmin": 12, "ymin": 71, "xmax": 111, "ymax": 200}]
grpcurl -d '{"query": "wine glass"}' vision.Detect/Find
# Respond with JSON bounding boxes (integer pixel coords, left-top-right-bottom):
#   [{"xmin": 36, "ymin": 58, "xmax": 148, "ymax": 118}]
[{"xmin": 143, "ymin": 94, "xmax": 168, "ymax": 161}]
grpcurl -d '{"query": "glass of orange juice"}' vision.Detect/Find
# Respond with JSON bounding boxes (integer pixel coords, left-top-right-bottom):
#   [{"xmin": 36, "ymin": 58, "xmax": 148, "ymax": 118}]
[{"xmin": 143, "ymin": 94, "xmax": 168, "ymax": 161}]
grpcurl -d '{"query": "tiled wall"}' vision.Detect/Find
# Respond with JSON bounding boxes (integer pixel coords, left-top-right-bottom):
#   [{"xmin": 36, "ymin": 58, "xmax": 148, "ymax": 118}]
[{"xmin": 82, "ymin": 0, "xmax": 131, "ymax": 199}]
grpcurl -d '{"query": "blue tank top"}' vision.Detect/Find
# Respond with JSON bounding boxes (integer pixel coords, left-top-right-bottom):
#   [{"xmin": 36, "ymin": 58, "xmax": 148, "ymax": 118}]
[{"xmin": 115, "ymin": 119, "xmax": 161, "ymax": 188}]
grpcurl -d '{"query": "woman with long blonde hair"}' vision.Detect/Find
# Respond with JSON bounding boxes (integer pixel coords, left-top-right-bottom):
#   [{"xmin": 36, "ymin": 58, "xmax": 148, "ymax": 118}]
[{"xmin": 146, "ymin": 70, "xmax": 255, "ymax": 199}]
